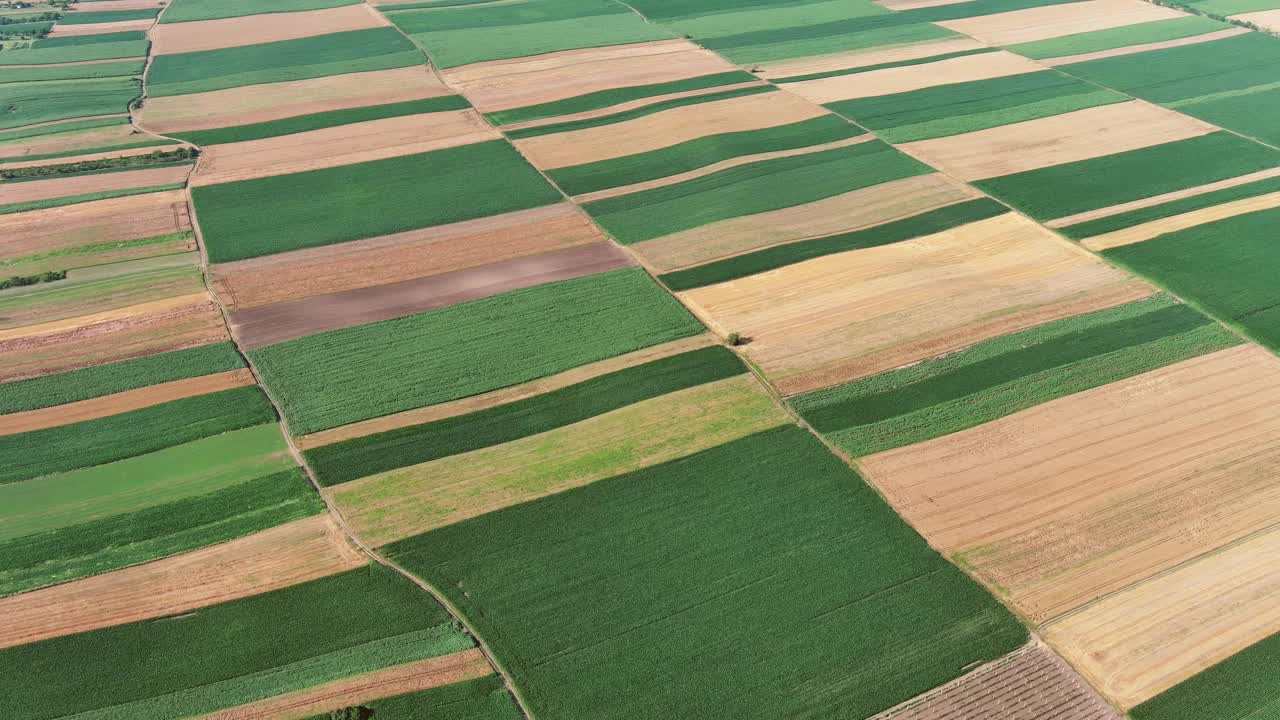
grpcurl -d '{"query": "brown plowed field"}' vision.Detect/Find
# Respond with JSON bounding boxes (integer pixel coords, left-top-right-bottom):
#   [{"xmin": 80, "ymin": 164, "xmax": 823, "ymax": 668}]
[
  {"xmin": 859, "ymin": 345, "xmax": 1280, "ymax": 625},
  {"xmin": 1047, "ymin": 167, "xmax": 1280, "ymax": 227},
  {"xmin": 150, "ymin": 4, "xmax": 384, "ymax": 55},
  {"xmin": 198, "ymin": 650, "xmax": 491, "ymax": 720},
  {"xmin": 786, "ymin": 51, "xmax": 1043, "ymax": 105},
  {"xmin": 0, "ymin": 515, "xmax": 364, "ymax": 649},
  {"xmin": 1046, "ymin": 524, "xmax": 1280, "ymax": 708},
  {"xmin": 900, "ymin": 101, "xmax": 1217, "ymax": 181},
  {"xmin": 677, "ymin": 213, "xmax": 1148, "ymax": 394},
  {"xmin": 1082, "ymin": 190, "xmax": 1280, "ymax": 250},
  {"xmin": 758, "ymin": 37, "xmax": 986, "ymax": 80},
  {"xmin": 630, "ymin": 172, "xmax": 978, "ymax": 272},
  {"xmin": 0, "ymin": 295, "xmax": 227, "ymax": 381},
  {"xmin": 870, "ymin": 640, "xmax": 1120, "ymax": 719},
  {"xmin": 514, "ymin": 90, "xmax": 825, "ymax": 170},
  {"xmin": 937, "ymin": 0, "xmax": 1185, "ymax": 45},
  {"xmin": 210, "ymin": 204, "xmax": 602, "ymax": 311},
  {"xmin": 0, "ymin": 164, "xmax": 191, "ymax": 205},
  {"xmin": 232, "ymin": 241, "xmax": 632, "ymax": 349},
  {"xmin": 1040, "ymin": 26, "xmax": 1250, "ymax": 65},
  {"xmin": 439, "ymin": 39, "xmax": 735, "ymax": 114},
  {"xmin": 46, "ymin": 19, "xmax": 154, "ymax": 35},
  {"xmin": 297, "ymin": 334, "xmax": 716, "ymax": 449},
  {"xmin": 0, "ymin": 369, "xmax": 255, "ymax": 435},
  {"xmin": 190, "ymin": 110, "xmax": 498, "ymax": 186},
  {"xmin": 136, "ymin": 66, "xmax": 451, "ymax": 134},
  {"xmin": 0, "ymin": 190, "xmax": 192, "ymax": 273}
]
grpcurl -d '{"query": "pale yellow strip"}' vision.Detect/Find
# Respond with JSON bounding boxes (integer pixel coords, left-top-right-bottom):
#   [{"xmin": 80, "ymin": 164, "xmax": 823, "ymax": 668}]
[
  {"xmin": 784, "ymin": 50, "xmax": 1042, "ymax": 105},
  {"xmin": 937, "ymin": 0, "xmax": 1185, "ymax": 45},
  {"xmin": 1048, "ymin": 166, "xmax": 1280, "ymax": 227},
  {"xmin": 498, "ymin": 80, "xmax": 765, "ymax": 132},
  {"xmin": 0, "ymin": 292, "xmax": 208, "ymax": 341},
  {"xmin": 296, "ymin": 334, "xmax": 718, "ymax": 449},
  {"xmin": 757, "ymin": 37, "xmax": 986, "ymax": 80},
  {"xmin": 46, "ymin": 19, "xmax": 154, "ymax": 35},
  {"xmin": 1082, "ymin": 189, "xmax": 1280, "ymax": 250},
  {"xmin": 1230, "ymin": 7, "xmax": 1280, "ymax": 30},
  {"xmin": 150, "ymin": 4, "xmax": 386, "ymax": 55}
]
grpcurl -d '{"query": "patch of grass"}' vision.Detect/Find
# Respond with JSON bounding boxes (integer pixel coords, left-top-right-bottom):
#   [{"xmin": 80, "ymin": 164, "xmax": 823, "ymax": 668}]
[
  {"xmin": 0, "ymin": 565, "xmax": 470, "ymax": 720},
  {"xmin": 586, "ymin": 140, "xmax": 930, "ymax": 243},
  {"xmin": 975, "ymin": 132, "xmax": 1280, "ymax": 220},
  {"xmin": 486, "ymin": 70, "xmax": 755, "ymax": 126},
  {"xmin": 550, "ymin": 114, "xmax": 863, "ymax": 196},
  {"xmin": 194, "ymin": 140, "xmax": 560, "ymax": 262},
  {"xmin": 659, "ymin": 198, "xmax": 1007, "ymax": 291},
  {"xmin": 1008, "ymin": 15, "xmax": 1229, "ymax": 58},
  {"xmin": 303, "ymin": 676, "xmax": 520, "ymax": 720},
  {"xmin": 307, "ymin": 345, "xmax": 747, "ymax": 486},
  {"xmin": 386, "ymin": 426, "xmax": 1027, "ymax": 720},
  {"xmin": 1061, "ymin": 173, "xmax": 1280, "ymax": 239},
  {"xmin": 0, "ymin": 467, "xmax": 322, "ymax": 596},
  {"xmin": 146, "ymin": 27, "xmax": 422, "ymax": 97},
  {"xmin": 251, "ymin": 267, "xmax": 704, "ymax": 434},
  {"xmin": 0, "ymin": 340, "xmax": 243, "ymax": 413},
  {"xmin": 0, "ymin": 31, "xmax": 148, "ymax": 64},
  {"xmin": 0, "ymin": 384, "xmax": 276, "ymax": 484},
  {"xmin": 0, "ymin": 181, "xmax": 187, "ymax": 215},
  {"xmin": 792, "ymin": 295, "xmax": 1240, "ymax": 456},
  {"xmin": 160, "ymin": 0, "xmax": 359, "ymax": 22},
  {"xmin": 169, "ymin": 95, "xmax": 471, "ymax": 145},
  {"xmin": 59, "ymin": 7, "xmax": 159, "ymax": 23},
  {"xmin": 0, "ymin": 423, "xmax": 293, "ymax": 541},
  {"xmin": 0, "ymin": 76, "xmax": 139, "ymax": 130},
  {"xmin": 1131, "ymin": 628, "xmax": 1280, "ymax": 720},
  {"xmin": 1105, "ymin": 206, "xmax": 1280, "ymax": 351}
]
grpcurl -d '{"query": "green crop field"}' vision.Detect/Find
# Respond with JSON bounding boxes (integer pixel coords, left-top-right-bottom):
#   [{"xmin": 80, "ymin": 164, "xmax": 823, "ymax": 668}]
[
  {"xmin": 303, "ymin": 676, "xmax": 521, "ymax": 720},
  {"xmin": 659, "ymin": 198, "xmax": 1007, "ymax": 291},
  {"xmin": 585, "ymin": 140, "xmax": 930, "ymax": 243},
  {"xmin": 0, "ymin": 58, "xmax": 134, "ymax": 82},
  {"xmin": 160, "ymin": 0, "xmax": 360, "ymax": 22},
  {"xmin": 976, "ymin": 132, "xmax": 1280, "ymax": 220},
  {"xmin": 307, "ymin": 345, "xmax": 747, "ymax": 486},
  {"xmin": 0, "ymin": 31, "xmax": 149, "ymax": 64},
  {"xmin": 549, "ymin": 115, "xmax": 863, "ymax": 196},
  {"xmin": 59, "ymin": 8, "xmax": 159, "ymax": 23},
  {"xmin": 1008, "ymin": 15, "xmax": 1228, "ymax": 58},
  {"xmin": 251, "ymin": 267, "xmax": 703, "ymax": 434},
  {"xmin": 1131, "ymin": 629, "xmax": 1280, "ymax": 720},
  {"xmin": 0, "ymin": 77, "xmax": 139, "ymax": 131},
  {"xmin": 485, "ymin": 70, "xmax": 756, "ymax": 126},
  {"xmin": 1061, "ymin": 173, "xmax": 1280, "ymax": 239},
  {"xmin": 1, "ymin": 467, "xmax": 321, "ymax": 595},
  {"xmin": 0, "ymin": 341, "xmax": 244, "ymax": 414},
  {"xmin": 386, "ymin": 425, "xmax": 1026, "ymax": 720},
  {"xmin": 169, "ymin": 95, "xmax": 471, "ymax": 145},
  {"xmin": 0, "ymin": 385, "xmax": 275, "ymax": 484},
  {"xmin": 1105, "ymin": 206, "xmax": 1280, "ymax": 351},
  {"xmin": 0, "ymin": 115, "xmax": 127, "ymax": 142},
  {"xmin": 826, "ymin": 70, "xmax": 1128, "ymax": 143},
  {"xmin": 145, "ymin": 27, "xmax": 422, "ymax": 97},
  {"xmin": 194, "ymin": 140, "xmax": 561, "ymax": 262},
  {"xmin": 2, "ymin": 565, "xmax": 472, "ymax": 719},
  {"xmin": 791, "ymin": 295, "xmax": 1240, "ymax": 457}
]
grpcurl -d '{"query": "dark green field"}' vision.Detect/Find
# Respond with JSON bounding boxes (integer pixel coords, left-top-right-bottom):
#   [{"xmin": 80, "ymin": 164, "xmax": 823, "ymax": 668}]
[
  {"xmin": 303, "ymin": 676, "xmax": 521, "ymax": 720},
  {"xmin": 59, "ymin": 8, "xmax": 159, "ymax": 23},
  {"xmin": 0, "ymin": 76, "xmax": 139, "ymax": 130}
]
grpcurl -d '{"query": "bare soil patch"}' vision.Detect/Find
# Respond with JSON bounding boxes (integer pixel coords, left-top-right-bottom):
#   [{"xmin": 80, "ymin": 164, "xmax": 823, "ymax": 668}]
[
  {"xmin": 0, "ymin": 164, "xmax": 191, "ymax": 205},
  {"xmin": 150, "ymin": 4, "xmax": 385, "ymax": 55},
  {"xmin": 1047, "ymin": 523, "xmax": 1280, "ymax": 708},
  {"xmin": 900, "ymin": 100, "xmax": 1217, "ymax": 181},
  {"xmin": 0, "ymin": 190, "xmax": 191, "ymax": 269},
  {"xmin": 0, "ymin": 294, "xmax": 226, "ymax": 381},
  {"xmin": 297, "ymin": 334, "xmax": 716, "ymax": 449},
  {"xmin": 937, "ymin": 0, "xmax": 1185, "ymax": 45},
  {"xmin": 859, "ymin": 344, "xmax": 1280, "ymax": 625},
  {"xmin": 678, "ymin": 213, "xmax": 1145, "ymax": 394},
  {"xmin": 440, "ymin": 39, "xmax": 732, "ymax": 114},
  {"xmin": 758, "ymin": 37, "xmax": 986, "ymax": 80},
  {"xmin": 514, "ymin": 90, "xmax": 825, "ymax": 170},
  {"xmin": 136, "ymin": 66, "xmax": 450, "ymax": 134},
  {"xmin": 0, "ymin": 515, "xmax": 364, "ymax": 649},
  {"xmin": 786, "ymin": 50, "xmax": 1043, "ymax": 104},
  {"xmin": 1082, "ymin": 189, "xmax": 1280, "ymax": 250},
  {"xmin": 631, "ymin": 172, "xmax": 979, "ymax": 271},
  {"xmin": 210, "ymin": 203, "xmax": 601, "ymax": 311},
  {"xmin": 199, "ymin": 650, "xmax": 491, "ymax": 720},
  {"xmin": 1040, "ymin": 26, "xmax": 1249, "ymax": 65},
  {"xmin": 191, "ymin": 110, "xmax": 497, "ymax": 186},
  {"xmin": 0, "ymin": 369, "xmax": 255, "ymax": 435},
  {"xmin": 870, "ymin": 639, "xmax": 1120, "ymax": 719},
  {"xmin": 232, "ymin": 241, "xmax": 632, "ymax": 349},
  {"xmin": 46, "ymin": 19, "xmax": 154, "ymax": 35}
]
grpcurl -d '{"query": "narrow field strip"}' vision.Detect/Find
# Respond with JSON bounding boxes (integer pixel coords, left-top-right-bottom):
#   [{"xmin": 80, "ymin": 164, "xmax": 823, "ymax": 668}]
[
  {"xmin": 784, "ymin": 49, "xmax": 1044, "ymax": 105},
  {"xmin": 1038, "ymin": 26, "xmax": 1248, "ymax": 65},
  {"xmin": 149, "ymin": 4, "xmax": 386, "ymax": 55},
  {"xmin": 0, "ymin": 164, "xmax": 191, "ymax": 208},
  {"xmin": 0, "ymin": 121, "xmax": 154, "ymax": 162},
  {"xmin": 160, "ymin": 0, "xmax": 361, "ymax": 23},
  {"xmin": 756, "ymin": 36, "xmax": 987, "ymax": 81},
  {"xmin": 0, "ymin": 31, "xmax": 149, "ymax": 65},
  {"xmin": 0, "ymin": 76, "xmax": 140, "ymax": 131},
  {"xmin": 279, "ymin": 673, "xmax": 518, "ymax": 720},
  {"xmin": 934, "ymin": 0, "xmax": 1185, "ymax": 45},
  {"xmin": 1051, "ymin": 167, "xmax": 1280, "ymax": 230},
  {"xmin": 1082, "ymin": 189, "xmax": 1280, "ymax": 250},
  {"xmin": 772, "ymin": 47, "xmax": 999, "ymax": 84}
]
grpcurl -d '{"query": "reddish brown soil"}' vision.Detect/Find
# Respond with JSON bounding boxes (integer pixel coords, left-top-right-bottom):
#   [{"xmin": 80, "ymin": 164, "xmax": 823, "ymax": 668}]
[{"xmin": 232, "ymin": 241, "xmax": 631, "ymax": 349}]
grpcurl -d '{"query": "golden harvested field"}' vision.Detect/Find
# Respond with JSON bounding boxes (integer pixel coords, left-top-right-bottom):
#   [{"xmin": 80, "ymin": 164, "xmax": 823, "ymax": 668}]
[
  {"xmin": 0, "ymin": 123, "xmax": 148, "ymax": 160},
  {"xmin": 936, "ymin": 0, "xmax": 1186, "ymax": 45},
  {"xmin": 149, "ymin": 4, "xmax": 385, "ymax": 55},
  {"xmin": 677, "ymin": 213, "xmax": 1149, "ymax": 394},
  {"xmin": 859, "ymin": 345, "xmax": 1280, "ymax": 624},
  {"xmin": 899, "ymin": 101, "xmax": 1217, "ymax": 181},
  {"xmin": 190, "ymin": 110, "xmax": 498, "ymax": 186},
  {"xmin": 0, "ymin": 515, "xmax": 364, "ymax": 649},
  {"xmin": 785, "ymin": 50, "xmax": 1043, "ymax": 104}
]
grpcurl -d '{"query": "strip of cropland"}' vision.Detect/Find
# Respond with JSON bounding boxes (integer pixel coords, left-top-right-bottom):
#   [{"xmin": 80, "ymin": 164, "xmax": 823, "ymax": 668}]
[
  {"xmin": 159, "ymin": 0, "xmax": 361, "ymax": 22},
  {"xmin": 148, "ymin": 5, "xmax": 387, "ymax": 56},
  {"xmin": 0, "ymin": 30, "xmax": 149, "ymax": 64},
  {"xmin": 0, "ymin": 76, "xmax": 140, "ymax": 131}
]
